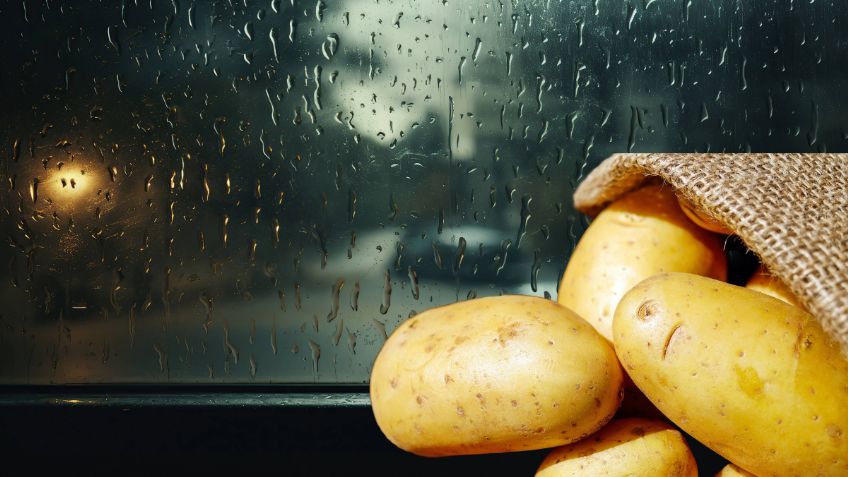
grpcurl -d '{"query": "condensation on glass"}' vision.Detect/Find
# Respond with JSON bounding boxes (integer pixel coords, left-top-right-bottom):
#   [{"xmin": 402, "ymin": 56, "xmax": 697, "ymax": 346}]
[{"xmin": 0, "ymin": 0, "xmax": 838, "ymax": 383}]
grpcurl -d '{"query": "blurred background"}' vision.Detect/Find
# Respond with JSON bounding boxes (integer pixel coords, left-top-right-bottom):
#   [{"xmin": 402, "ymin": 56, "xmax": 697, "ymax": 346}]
[
  {"xmin": 0, "ymin": 0, "xmax": 845, "ymax": 471},
  {"xmin": 2, "ymin": 0, "xmax": 843, "ymax": 386}
]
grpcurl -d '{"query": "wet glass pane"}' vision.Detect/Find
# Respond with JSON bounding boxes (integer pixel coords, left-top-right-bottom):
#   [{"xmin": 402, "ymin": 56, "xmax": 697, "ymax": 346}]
[{"xmin": 1, "ymin": 0, "xmax": 843, "ymax": 383}]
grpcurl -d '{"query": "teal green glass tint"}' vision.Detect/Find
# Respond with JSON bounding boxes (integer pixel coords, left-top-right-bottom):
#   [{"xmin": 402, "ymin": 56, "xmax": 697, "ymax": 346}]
[{"xmin": 0, "ymin": 0, "xmax": 844, "ymax": 383}]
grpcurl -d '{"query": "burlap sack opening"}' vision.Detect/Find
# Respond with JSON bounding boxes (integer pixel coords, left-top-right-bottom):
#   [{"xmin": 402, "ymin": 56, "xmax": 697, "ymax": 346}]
[{"xmin": 573, "ymin": 153, "xmax": 848, "ymax": 357}]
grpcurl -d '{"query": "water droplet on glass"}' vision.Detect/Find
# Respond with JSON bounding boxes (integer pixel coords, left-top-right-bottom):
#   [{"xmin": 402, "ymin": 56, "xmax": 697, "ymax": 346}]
[
  {"xmin": 379, "ymin": 269, "xmax": 392, "ymax": 314},
  {"xmin": 322, "ymin": 33, "xmax": 339, "ymax": 60},
  {"xmin": 307, "ymin": 340, "xmax": 321, "ymax": 378}
]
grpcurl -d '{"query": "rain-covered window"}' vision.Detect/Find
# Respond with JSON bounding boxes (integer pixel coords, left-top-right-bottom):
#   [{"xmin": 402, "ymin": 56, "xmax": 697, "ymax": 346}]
[{"xmin": 0, "ymin": 0, "xmax": 838, "ymax": 384}]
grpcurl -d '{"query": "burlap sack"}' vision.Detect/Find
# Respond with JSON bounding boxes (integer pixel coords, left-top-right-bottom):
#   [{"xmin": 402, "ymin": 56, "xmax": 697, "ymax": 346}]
[{"xmin": 573, "ymin": 153, "xmax": 848, "ymax": 357}]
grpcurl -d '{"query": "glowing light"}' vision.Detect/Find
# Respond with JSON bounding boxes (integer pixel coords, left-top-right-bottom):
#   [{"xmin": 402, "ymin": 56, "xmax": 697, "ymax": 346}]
[
  {"xmin": 49, "ymin": 169, "xmax": 89, "ymax": 194},
  {"xmin": 41, "ymin": 163, "xmax": 104, "ymax": 211}
]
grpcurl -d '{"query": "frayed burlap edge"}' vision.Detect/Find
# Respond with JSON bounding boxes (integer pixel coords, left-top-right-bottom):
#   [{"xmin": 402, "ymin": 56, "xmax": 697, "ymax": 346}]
[{"xmin": 574, "ymin": 153, "xmax": 848, "ymax": 357}]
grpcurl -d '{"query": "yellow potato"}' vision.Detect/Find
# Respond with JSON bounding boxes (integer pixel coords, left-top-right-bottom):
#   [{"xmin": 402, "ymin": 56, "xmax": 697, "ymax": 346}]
[
  {"xmin": 746, "ymin": 265, "xmax": 802, "ymax": 308},
  {"xmin": 613, "ymin": 273, "xmax": 848, "ymax": 477},
  {"xmin": 535, "ymin": 418, "xmax": 698, "ymax": 477},
  {"xmin": 714, "ymin": 464, "xmax": 758, "ymax": 477},
  {"xmin": 370, "ymin": 295, "xmax": 623, "ymax": 456},
  {"xmin": 559, "ymin": 184, "xmax": 727, "ymax": 341},
  {"xmin": 677, "ymin": 195, "xmax": 734, "ymax": 235}
]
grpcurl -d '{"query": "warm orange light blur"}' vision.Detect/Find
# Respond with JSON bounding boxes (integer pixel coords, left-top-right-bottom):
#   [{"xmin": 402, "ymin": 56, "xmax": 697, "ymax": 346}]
[
  {"xmin": 43, "ymin": 165, "xmax": 103, "ymax": 210},
  {"xmin": 48, "ymin": 169, "xmax": 88, "ymax": 194}
]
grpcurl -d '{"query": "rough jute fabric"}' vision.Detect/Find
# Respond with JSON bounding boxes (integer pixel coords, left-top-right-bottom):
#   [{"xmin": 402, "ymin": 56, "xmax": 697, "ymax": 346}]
[{"xmin": 573, "ymin": 153, "xmax": 848, "ymax": 356}]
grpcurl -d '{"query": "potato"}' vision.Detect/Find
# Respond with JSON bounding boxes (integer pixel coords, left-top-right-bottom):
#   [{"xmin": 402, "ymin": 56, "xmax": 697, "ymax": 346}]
[
  {"xmin": 677, "ymin": 195, "xmax": 734, "ymax": 235},
  {"xmin": 535, "ymin": 418, "xmax": 698, "ymax": 477},
  {"xmin": 613, "ymin": 273, "xmax": 848, "ymax": 477},
  {"xmin": 714, "ymin": 464, "xmax": 758, "ymax": 477},
  {"xmin": 370, "ymin": 295, "xmax": 623, "ymax": 456},
  {"xmin": 746, "ymin": 265, "xmax": 802, "ymax": 308},
  {"xmin": 558, "ymin": 184, "xmax": 727, "ymax": 341}
]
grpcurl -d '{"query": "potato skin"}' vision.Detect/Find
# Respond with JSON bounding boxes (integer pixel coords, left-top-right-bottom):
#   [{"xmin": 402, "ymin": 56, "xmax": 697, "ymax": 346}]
[
  {"xmin": 714, "ymin": 464, "xmax": 758, "ymax": 477},
  {"xmin": 558, "ymin": 184, "xmax": 727, "ymax": 341},
  {"xmin": 613, "ymin": 273, "xmax": 848, "ymax": 477},
  {"xmin": 677, "ymin": 195, "xmax": 734, "ymax": 235},
  {"xmin": 370, "ymin": 296, "xmax": 623, "ymax": 456},
  {"xmin": 746, "ymin": 265, "xmax": 802, "ymax": 308},
  {"xmin": 535, "ymin": 418, "xmax": 698, "ymax": 477}
]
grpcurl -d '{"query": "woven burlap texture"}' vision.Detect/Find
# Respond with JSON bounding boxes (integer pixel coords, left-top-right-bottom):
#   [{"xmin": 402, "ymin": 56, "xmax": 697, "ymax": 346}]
[{"xmin": 573, "ymin": 153, "xmax": 848, "ymax": 356}]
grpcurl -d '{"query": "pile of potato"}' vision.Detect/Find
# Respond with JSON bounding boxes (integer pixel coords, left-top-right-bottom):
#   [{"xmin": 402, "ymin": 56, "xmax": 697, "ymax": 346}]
[{"xmin": 370, "ymin": 184, "xmax": 848, "ymax": 476}]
